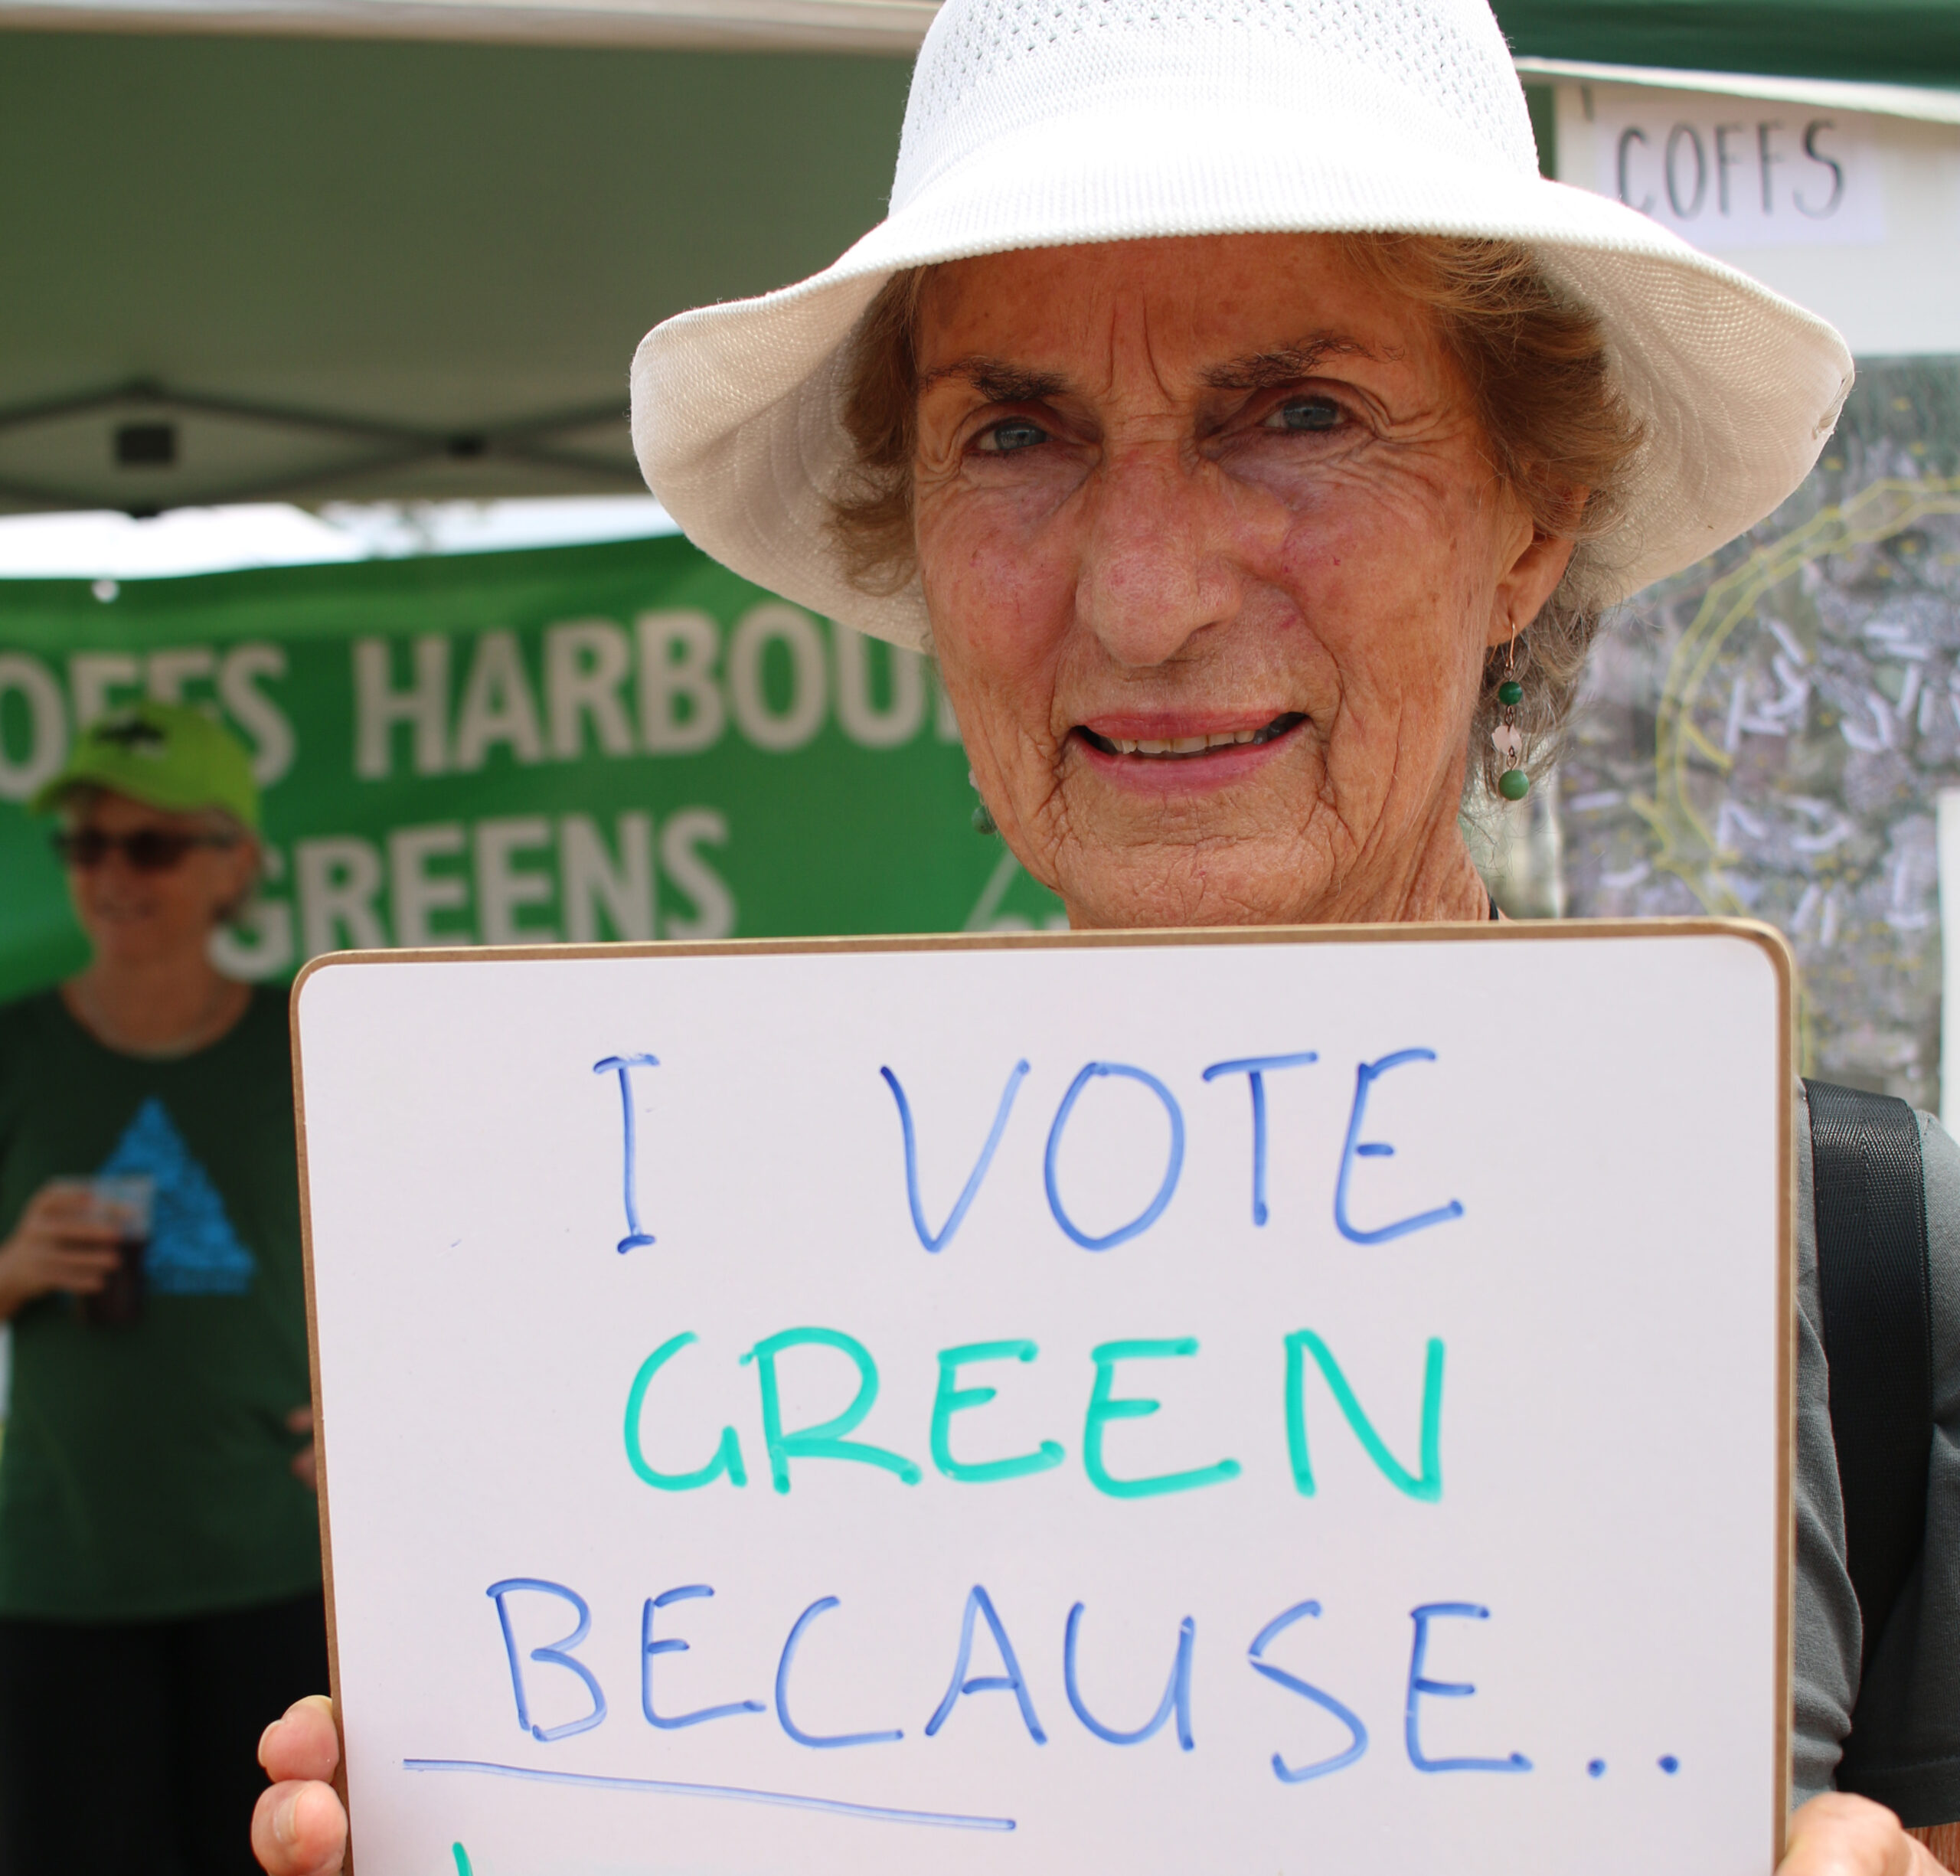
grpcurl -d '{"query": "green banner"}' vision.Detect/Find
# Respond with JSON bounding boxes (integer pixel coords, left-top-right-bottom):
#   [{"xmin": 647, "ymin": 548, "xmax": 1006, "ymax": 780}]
[{"xmin": 0, "ymin": 534, "xmax": 1066, "ymax": 1002}]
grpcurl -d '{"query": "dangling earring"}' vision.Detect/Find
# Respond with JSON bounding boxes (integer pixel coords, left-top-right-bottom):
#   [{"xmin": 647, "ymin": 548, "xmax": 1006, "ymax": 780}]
[
  {"xmin": 969, "ymin": 769, "xmax": 998, "ymax": 836},
  {"xmin": 1493, "ymin": 626, "xmax": 1529, "ymax": 802}
]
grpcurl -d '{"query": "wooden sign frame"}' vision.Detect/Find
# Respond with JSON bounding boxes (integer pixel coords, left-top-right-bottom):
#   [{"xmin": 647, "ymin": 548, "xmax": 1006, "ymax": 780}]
[{"xmin": 289, "ymin": 916, "xmax": 1796, "ymax": 1872}]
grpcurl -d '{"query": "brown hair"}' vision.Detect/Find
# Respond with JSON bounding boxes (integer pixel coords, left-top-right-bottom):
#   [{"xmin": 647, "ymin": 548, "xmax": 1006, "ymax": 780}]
[{"xmin": 827, "ymin": 234, "xmax": 1645, "ymax": 796}]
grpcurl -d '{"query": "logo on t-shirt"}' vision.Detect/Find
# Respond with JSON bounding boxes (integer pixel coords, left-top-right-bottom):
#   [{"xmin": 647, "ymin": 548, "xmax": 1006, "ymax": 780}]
[{"xmin": 99, "ymin": 1098, "xmax": 256, "ymax": 1296}]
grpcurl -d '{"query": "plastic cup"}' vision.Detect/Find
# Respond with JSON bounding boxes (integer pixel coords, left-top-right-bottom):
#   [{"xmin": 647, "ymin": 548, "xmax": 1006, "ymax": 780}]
[{"xmin": 74, "ymin": 1174, "xmax": 154, "ymax": 1327}]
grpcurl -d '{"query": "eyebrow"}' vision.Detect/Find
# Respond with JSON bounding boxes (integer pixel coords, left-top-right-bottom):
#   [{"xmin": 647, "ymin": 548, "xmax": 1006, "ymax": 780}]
[
  {"xmin": 916, "ymin": 337, "xmax": 1380, "ymax": 403},
  {"xmin": 915, "ymin": 358, "xmax": 1070, "ymax": 403},
  {"xmin": 1200, "ymin": 336, "xmax": 1377, "ymax": 392}
]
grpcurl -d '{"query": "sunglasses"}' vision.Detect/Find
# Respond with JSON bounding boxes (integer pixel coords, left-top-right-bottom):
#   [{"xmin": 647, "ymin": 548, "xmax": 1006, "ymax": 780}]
[{"xmin": 52, "ymin": 829, "xmax": 240, "ymax": 872}]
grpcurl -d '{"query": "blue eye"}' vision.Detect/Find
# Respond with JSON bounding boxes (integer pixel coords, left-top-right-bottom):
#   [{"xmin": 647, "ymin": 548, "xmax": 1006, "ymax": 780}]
[
  {"xmin": 1272, "ymin": 397, "xmax": 1341, "ymax": 433},
  {"xmin": 982, "ymin": 417, "xmax": 1049, "ymax": 453}
]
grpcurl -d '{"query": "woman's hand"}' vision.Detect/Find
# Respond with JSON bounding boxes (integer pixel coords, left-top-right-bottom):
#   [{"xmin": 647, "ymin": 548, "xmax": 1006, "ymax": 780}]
[
  {"xmin": 253, "ymin": 1695, "xmax": 346, "ymax": 1876},
  {"xmin": 0, "ymin": 1182, "xmax": 121, "ymax": 1322},
  {"xmin": 246, "ymin": 1707, "xmax": 1950, "ymax": 1876},
  {"xmin": 1782, "ymin": 1793, "xmax": 1949, "ymax": 1874}
]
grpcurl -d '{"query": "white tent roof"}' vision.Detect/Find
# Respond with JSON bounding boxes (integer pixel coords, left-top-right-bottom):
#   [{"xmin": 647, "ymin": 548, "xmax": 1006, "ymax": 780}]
[
  {"xmin": 0, "ymin": 0, "xmax": 934, "ymax": 51},
  {"xmin": 0, "ymin": 11, "xmax": 919, "ymax": 512}
]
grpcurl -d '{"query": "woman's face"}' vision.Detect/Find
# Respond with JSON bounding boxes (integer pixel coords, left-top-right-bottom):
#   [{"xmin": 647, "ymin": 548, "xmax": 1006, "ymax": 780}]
[
  {"xmin": 912, "ymin": 233, "xmax": 1575, "ymax": 927},
  {"xmin": 62, "ymin": 790, "xmax": 256, "ymax": 971}
]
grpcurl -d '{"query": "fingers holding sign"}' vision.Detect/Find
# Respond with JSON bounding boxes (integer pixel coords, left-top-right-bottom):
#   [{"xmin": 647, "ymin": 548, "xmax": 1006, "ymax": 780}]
[
  {"xmin": 240, "ymin": 1750, "xmax": 1946, "ymax": 1876},
  {"xmin": 1780, "ymin": 1794, "xmax": 1950, "ymax": 1876},
  {"xmin": 253, "ymin": 1695, "xmax": 346, "ymax": 1876}
]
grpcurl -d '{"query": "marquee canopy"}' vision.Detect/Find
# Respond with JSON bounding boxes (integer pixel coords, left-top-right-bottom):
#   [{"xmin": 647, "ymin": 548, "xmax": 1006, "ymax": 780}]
[{"xmin": 0, "ymin": 23, "xmax": 913, "ymax": 514}]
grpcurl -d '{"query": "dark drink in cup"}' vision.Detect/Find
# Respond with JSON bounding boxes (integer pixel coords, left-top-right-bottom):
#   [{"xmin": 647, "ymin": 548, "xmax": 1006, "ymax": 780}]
[
  {"xmin": 74, "ymin": 1175, "xmax": 153, "ymax": 1329},
  {"xmin": 82, "ymin": 1232, "xmax": 148, "ymax": 1327}
]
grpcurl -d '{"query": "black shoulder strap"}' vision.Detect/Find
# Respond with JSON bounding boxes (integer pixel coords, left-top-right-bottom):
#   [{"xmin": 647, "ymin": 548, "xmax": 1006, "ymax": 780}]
[{"xmin": 1805, "ymin": 1078, "xmax": 1936, "ymax": 1669}]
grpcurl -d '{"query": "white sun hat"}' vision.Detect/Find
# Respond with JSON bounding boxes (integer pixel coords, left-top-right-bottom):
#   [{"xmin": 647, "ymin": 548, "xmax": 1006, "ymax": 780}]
[{"xmin": 631, "ymin": 0, "xmax": 1853, "ymax": 655}]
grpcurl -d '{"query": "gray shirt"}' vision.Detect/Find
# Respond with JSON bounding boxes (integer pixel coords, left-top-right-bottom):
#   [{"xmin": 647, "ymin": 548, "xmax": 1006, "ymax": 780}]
[{"xmin": 1793, "ymin": 1085, "xmax": 1960, "ymax": 1812}]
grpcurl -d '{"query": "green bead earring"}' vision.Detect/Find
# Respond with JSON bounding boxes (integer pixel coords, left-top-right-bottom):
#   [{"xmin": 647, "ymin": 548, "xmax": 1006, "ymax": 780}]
[
  {"xmin": 1493, "ymin": 628, "xmax": 1529, "ymax": 801},
  {"xmin": 969, "ymin": 770, "xmax": 999, "ymax": 836}
]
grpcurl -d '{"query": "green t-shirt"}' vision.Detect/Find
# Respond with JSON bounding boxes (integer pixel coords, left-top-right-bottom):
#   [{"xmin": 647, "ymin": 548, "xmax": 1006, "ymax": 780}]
[{"xmin": 0, "ymin": 985, "xmax": 321, "ymax": 1620}]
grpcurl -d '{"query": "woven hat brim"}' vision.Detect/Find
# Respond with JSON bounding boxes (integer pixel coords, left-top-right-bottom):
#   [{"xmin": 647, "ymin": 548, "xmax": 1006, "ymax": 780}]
[{"xmin": 632, "ymin": 97, "xmax": 1852, "ymax": 652}]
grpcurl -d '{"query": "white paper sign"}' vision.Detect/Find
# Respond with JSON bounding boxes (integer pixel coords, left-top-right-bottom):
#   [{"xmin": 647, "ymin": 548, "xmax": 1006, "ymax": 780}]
[
  {"xmin": 295, "ymin": 925, "xmax": 1791, "ymax": 1876},
  {"xmin": 1592, "ymin": 101, "xmax": 1884, "ymax": 248}
]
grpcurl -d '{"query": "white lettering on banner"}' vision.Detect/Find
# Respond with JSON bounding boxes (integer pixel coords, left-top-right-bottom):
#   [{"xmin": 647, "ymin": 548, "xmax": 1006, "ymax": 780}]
[
  {"xmin": 145, "ymin": 646, "xmax": 216, "ymax": 708},
  {"xmin": 454, "ymin": 632, "xmax": 546, "ymax": 773},
  {"xmin": 0, "ymin": 652, "xmax": 68, "ymax": 802},
  {"xmin": 351, "ymin": 619, "xmax": 942, "ymax": 778},
  {"xmin": 390, "ymin": 823, "xmax": 475, "ymax": 946},
  {"xmin": 545, "ymin": 622, "xmax": 635, "ymax": 761},
  {"xmin": 210, "ymin": 846, "xmax": 295, "ymax": 979},
  {"xmin": 218, "ymin": 645, "xmax": 297, "ymax": 786},
  {"xmin": 476, "ymin": 817, "xmax": 557, "ymax": 946},
  {"xmin": 142, "ymin": 643, "xmax": 301, "ymax": 789},
  {"xmin": 288, "ymin": 811, "xmax": 730, "ymax": 958},
  {"xmin": 729, "ymin": 603, "xmax": 828, "ymax": 753},
  {"xmin": 1595, "ymin": 106, "xmax": 1882, "ymax": 249},
  {"xmin": 356, "ymin": 636, "xmax": 452, "ymax": 779},
  {"xmin": 561, "ymin": 812, "xmax": 655, "ymax": 943},
  {"xmin": 298, "ymin": 837, "xmax": 389, "ymax": 955},
  {"xmin": 0, "ymin": 644, "xmax": 296, "ymax": 793},
  {"xmin": 659, "ymin": 808, "xmax": 735, "ymax": 940},
  {"xmin": 835, "ymin": 628, "xmax": 928, "ymax": 749},
  {"xmin": 69, "ymin": 652, "xmax": 140, "ymax": 727},
  {"xmin": 637, "ymin": 611, "xmax": 726, "ymax": 755}
]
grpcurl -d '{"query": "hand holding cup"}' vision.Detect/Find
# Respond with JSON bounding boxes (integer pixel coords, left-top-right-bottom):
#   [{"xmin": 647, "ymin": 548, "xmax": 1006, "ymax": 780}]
[{"xmin": 0, "ymin": 1178, "xmax": 138, "ymax": 1322}]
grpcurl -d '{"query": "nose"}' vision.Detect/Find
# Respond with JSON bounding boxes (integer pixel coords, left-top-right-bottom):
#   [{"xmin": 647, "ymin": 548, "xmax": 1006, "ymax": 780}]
[
  {"xmin": 84, "ymin": 848, "xmax": 149, "ymax": 891},
  {"xmin": 1074, "ymin": 446, "xmax": 1243, "ymax": 668}
]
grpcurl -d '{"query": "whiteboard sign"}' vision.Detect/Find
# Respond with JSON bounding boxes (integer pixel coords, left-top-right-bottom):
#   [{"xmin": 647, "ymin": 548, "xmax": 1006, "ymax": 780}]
[
  {"xmin": 1590, "ymin": 101, "xmax": 1883, "ymax": 248},
  {"xmin": 294, "ymin": 924, "xmax": 1792, "ymax": 1876}
]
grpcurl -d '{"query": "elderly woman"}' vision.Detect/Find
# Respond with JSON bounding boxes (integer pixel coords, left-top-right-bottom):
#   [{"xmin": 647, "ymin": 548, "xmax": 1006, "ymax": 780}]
[{"xmin": 253, "ymin": 0, "xmax": 1954, "ymax": 1871}]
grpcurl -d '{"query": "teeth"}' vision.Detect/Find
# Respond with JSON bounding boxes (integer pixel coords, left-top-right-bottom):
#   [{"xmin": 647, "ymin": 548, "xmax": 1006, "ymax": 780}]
[{"xmin": 1090, "ymin": 714, "xmax": 1301, "ymax": 757}]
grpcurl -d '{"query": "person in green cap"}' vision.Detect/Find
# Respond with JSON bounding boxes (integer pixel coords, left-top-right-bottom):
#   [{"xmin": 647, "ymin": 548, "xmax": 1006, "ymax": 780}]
[{"xmin": 0, "ymin": 699, "xmax": 324, "ymax": 1876}]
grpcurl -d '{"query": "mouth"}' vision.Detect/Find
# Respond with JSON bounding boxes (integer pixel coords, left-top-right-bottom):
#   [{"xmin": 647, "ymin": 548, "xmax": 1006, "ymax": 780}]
[{"xmin": 1073, "ymin": 711, "xmax": 1307, "ymax": 760}]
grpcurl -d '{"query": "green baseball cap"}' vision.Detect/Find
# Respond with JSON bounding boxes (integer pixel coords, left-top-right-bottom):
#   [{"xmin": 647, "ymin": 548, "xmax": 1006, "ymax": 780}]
[{"xmin": 31, "ymin": 699, "xmax": 260, "ymax": 831}]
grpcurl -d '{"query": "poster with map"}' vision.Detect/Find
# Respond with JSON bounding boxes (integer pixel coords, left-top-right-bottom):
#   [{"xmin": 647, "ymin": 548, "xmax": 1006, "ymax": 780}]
[{"xmin": 1549, "ymin": 358, "xmax": 1960, "ymax": 1110}]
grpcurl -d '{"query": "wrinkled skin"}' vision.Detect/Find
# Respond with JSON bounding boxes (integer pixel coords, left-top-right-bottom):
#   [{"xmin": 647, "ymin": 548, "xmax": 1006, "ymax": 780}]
[
  {"xmin": 249, "ymin": 237, "xmax": 1939, "ymax": 1874},
  {"xmin": 917, "ymin": 233, "xmax": 1568, "ymax": 927}
]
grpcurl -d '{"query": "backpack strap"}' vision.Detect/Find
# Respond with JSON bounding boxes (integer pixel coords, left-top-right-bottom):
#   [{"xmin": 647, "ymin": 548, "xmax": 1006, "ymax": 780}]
[{"xmin": 1805, "ymin": 1079, "xmax": 1936, "ymax": 1670}]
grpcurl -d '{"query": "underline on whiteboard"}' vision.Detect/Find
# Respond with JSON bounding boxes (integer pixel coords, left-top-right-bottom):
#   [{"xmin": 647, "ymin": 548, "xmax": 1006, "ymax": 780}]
[{"xmin": 402, "ymin": 1758, "xmax": 1017, "ymax": 1832}]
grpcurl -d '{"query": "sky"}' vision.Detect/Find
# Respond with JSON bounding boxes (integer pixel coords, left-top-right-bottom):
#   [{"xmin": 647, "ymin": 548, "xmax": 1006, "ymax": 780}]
[{"xmin": 0, "ymin": 496, "xmax": 678, "ymax": 583}]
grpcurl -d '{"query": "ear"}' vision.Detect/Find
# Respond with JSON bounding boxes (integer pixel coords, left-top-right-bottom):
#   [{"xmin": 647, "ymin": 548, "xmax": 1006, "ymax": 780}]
[{"xmin": 1488, "ymin": 526, "xmax": 1578, "ymax": 651}]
